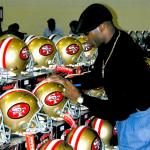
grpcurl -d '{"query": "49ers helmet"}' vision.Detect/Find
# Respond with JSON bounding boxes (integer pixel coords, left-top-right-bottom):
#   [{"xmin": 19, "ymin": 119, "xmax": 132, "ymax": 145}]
[
  {"xmin": 56, "ymin": 36, "xmax": 84, "ymax": 65},
  {"xmin": 66, "ymin": 125, "xmax": 102, "ymax": 150},
  {"xmin": 0, "ymin": 88, "xmax": 52, "ymax": 135},
  {"xmin": 38, "ymin": 139, "xmax": 73, "ymax": 150},
  {"xmin": 78, "ymin": 35, "xmax": 98, "ymax": 65},
  {"xmin": 0, "ymin": 36, "xmax": 30, "ymax": 76},
  {"xmin": 85, "ymin": 87, "xmax": 108, "ymax": 100},
  {"xmin": 32, "ymin": 79, "xmax": 81, "ymax": 121},
  {"xmin": 26, "ymin": 36, "xmax": 57, "ymax": 68},
  {"xmin": 85, "ymin": 116, "xmax": 114, "ymax": 149}
]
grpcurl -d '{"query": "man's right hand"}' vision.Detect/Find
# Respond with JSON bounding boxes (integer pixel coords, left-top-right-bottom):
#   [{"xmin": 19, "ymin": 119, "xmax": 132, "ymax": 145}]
[{"xmin": 48, "ymin": 74, "xmax": 81, "ymax": 104}]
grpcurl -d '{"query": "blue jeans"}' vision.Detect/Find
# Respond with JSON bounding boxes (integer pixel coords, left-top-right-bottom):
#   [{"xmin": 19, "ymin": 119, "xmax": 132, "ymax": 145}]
[{"xmin": 116, "ymin": 107, "xmax": 150, "ymax": 150}]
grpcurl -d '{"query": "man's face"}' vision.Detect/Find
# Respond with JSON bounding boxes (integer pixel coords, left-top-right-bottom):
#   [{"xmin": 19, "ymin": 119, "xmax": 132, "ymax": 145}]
[{"xmin": 85, "ymin": 26, "xmax": 104, "ymax": 48}]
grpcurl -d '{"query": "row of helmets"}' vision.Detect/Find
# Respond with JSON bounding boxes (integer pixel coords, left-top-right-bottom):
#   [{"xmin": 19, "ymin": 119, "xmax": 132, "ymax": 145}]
[
  {"xmin": 0, "ymin": 78, "xmax": 115, "ymax": 150},
  {"xmin": 0, "ymin": 77, "xmax": 80, "ymax": 147},
  {"xmin": 0, "ymin": 33, "xmax": 98, "ymax": 77},
  {"xmin": 39, "ymin": 116, "xmax": 116, "ymax": 150},
  {"xmin": 37, "ymin": 115, "xmax": 115, "ymax": 150},
  {"xmin": 36, "ymin": 125, "xmax": 103, "ymax": 150},
  {"xmin": 0, "ymin": 34, "xmax": 115, "ymax": 149}
]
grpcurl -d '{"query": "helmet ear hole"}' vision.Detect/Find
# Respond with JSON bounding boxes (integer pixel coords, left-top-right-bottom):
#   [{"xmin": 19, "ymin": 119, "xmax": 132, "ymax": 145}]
[
  {"xmin": 28, "ymin": 121, "xmax": 37, "ymax": 129},
  {"xmin": 20, "ymin": 123, "xmax": 28, "ymax": 131}
]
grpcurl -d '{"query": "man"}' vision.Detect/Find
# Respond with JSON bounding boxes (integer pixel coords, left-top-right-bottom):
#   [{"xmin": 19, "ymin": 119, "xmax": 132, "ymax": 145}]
[
  {"xmin": 43, "ymin": 18, "xmax": 63, "ymax": 37},
  {"xmin": 69, "ymin": 20, "xmax": 79, "ymax": 35},
  {"xmin": 3, "ymin": 23, "xmax": 26, "ymax": 39},
  {"xmin": 50, "ymin": 3, "xmax": 150, "ymax": 149}
]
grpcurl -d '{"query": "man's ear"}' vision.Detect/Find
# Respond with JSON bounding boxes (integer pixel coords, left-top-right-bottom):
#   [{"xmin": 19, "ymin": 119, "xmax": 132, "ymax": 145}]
[{"xmin": 99, "ymin": 23, "xmax": 105, "ymax": 32}]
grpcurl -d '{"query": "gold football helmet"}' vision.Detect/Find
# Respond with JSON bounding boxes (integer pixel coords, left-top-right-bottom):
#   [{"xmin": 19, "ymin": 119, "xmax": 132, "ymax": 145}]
[
  {"xmin": 0, "ymin": 88, "xmax": 52, "ymax": 135},
  {"xmin": 38, "ymin": 139, "xmax": 73, "ymax": 150},
  {"xmin": 26, "ymin": 36, "xmax": 57, "ymax": 68},
  {"xmin": 85, "ymin": 87, "xmax": 108, "ymax": 100},
  {"xmin": 32, "ymin": 79, "xmax": 81, "ymax": 121},
  {"xmin": 85, "ymin": 116, "xmax": 114, "ymax": 150},
  {"xmin": 66, "ymin": 125, "xmax": 102, "ymax": 150},
  {"xmin": 129, "ymin": 31, "xmax": 138, "ymax": 43},
  {"xmin": 56, "ymin": 36, "xmax": 84, "ymax": 65},
  {"xmin": 78, "ymin": 35, "xmax": 98, "ymax": 65},
  {"xmin": 0, "ymin": 36, "xmax": 30, "ymax": 76}
]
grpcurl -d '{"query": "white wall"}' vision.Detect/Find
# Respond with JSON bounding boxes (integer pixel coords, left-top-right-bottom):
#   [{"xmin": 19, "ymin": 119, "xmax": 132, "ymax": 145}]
[{"xmin": 1, "ymin": 0, "xmax": 150, "ymax": 36}]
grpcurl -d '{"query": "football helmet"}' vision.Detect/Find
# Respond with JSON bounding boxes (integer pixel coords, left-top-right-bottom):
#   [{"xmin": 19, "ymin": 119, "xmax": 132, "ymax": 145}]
[
  {"xmin": 66, "ymin": 125, "xmax": 102, "ymax": 150},
  {"xmin": 136, "ymin": 31, "xmax": 144, "ymax": 44},
  {"xmin": 129, "ymin": 31, "xmax": 138, "ymax": 43},
  {"xmin": 55, "ymin": 36, "xmax": 84, "ymax": 65},
  {"xmin": 38, "ymin": 139, "xmax": 73, "ymax": 150},
  {"xmin": 26, "ymin": 36, "xmax": 57, "ymax": 68},
  {"xmin": 78, "ymin": 35, "xmax": 98, "ymax": 65},
  {"xmin": 0, "ymin": 36, "xmax": 30, "ymax": 76},
  {"xmin": 144, "ymin": 57, "xmax": 150, "ymax": 67},
  {"xmin": 32, "ymin": 79, "xmax": 81, "ymax": 121},
  {"xmin": 85, "ymin": 116, "xmax": 113, "ymax": 149},
  {"xmin": 0, "ymin": 88, "xmax": 52, "ymax": 135},
  {"xmin": 85, "ymin": 87, "xmax": 108, "ymax": 100}
]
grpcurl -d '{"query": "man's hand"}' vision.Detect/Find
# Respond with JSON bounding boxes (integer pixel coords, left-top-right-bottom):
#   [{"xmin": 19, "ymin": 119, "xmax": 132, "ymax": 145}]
[
  {"xmin": 65, "ymin": 70, "xmax": 91, "ymax": 78},
  {"xmin": 48, "ymin": 74, "xmax": 81, "ymax": 104}
]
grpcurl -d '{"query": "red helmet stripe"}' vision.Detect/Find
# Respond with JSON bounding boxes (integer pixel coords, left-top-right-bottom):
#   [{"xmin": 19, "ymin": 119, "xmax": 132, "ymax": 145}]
[
  {"xmin": 46, "ymin": 139, "xmax": 62, "ymax": 150},
  {"xmin": 51, "ymin": 140, "xmax": 62, "ymax": 150},
  {"xmin": 0, "ymin": 37, "xmax": 13, "ymax": 68},
  {"xmin": 93, "ymin": 118, "xmax": 98, "ymax": 129},
  {"xmin": 93, "ymin": 118, "xmax": 104, "ymax": 136},
  {"xmin": 42, "ymin": 140, "xmax": 51, "ymax": 150},
  {"xmin": 68, "ymin": 127, "xmax": 78, "ymax": 144},
  {"xmin": 70, "ymin": 126, "xmax": 87, "ymax": 150},
  {"xmin": 0, "ymin": 39, "xmax": 4, "ymax": 47},
  {"xmin": 0, "ymin": 39, "xmax": 5, "ymax": 68}
]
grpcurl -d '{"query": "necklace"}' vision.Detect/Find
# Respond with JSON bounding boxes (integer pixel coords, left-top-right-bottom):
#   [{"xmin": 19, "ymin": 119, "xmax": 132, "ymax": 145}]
[{"xmin": 102, "ymin": 31, "xmax": 121, "ymax": 78}]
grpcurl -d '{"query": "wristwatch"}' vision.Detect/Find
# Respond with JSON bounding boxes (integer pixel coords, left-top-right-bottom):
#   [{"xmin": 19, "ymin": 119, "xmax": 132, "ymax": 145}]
[{"xmin": 77, "ymin": 95, "xmax": 84, "ymax": 104}]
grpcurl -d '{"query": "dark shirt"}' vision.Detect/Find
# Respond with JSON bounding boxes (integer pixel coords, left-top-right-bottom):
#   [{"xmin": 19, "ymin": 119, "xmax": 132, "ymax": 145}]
[{"xmin": 72, "ymin": 28, "xmax": 150, "ymax": 121}]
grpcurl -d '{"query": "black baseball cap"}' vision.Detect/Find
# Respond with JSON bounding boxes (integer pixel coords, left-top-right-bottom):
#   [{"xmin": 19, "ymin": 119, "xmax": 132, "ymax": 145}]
[{"xmin": 76, "ymin": 3, "xmax": 113, "ymax": 34}]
